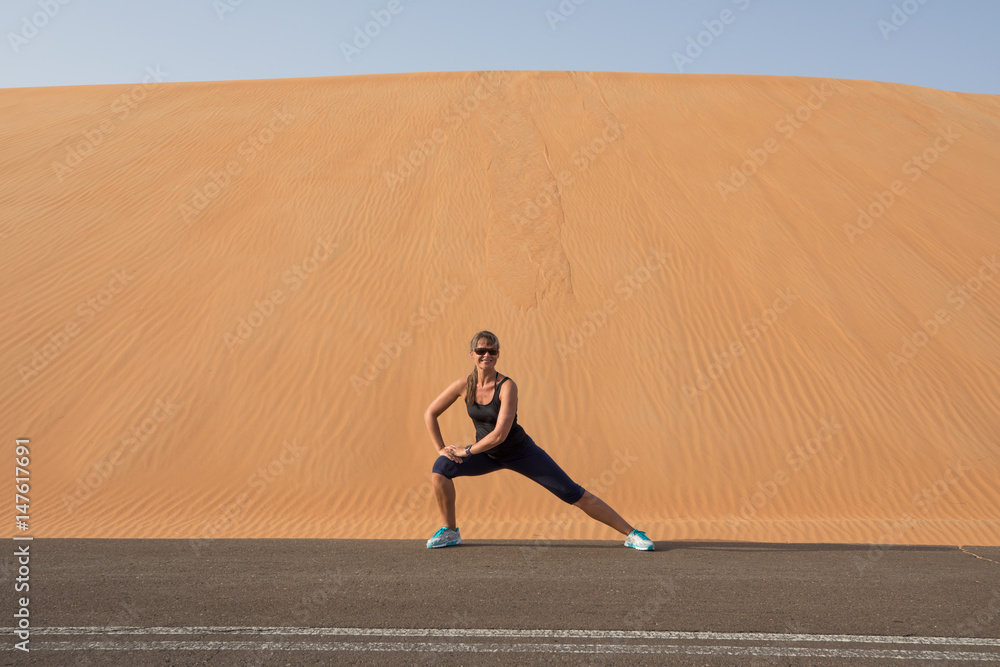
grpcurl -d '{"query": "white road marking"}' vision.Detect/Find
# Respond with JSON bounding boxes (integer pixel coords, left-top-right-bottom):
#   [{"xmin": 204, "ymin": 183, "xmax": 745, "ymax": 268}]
[
  {"xmin": 11, "ymin": 627, "xmax": 999, "ymax": 661},
  {"xmin": 23, "ymin": 640, "xmax": 1000, "ymax": 661},
  {"xmin": 31, "ymin": 626, "xmax": 1000, "ymax": 647}
]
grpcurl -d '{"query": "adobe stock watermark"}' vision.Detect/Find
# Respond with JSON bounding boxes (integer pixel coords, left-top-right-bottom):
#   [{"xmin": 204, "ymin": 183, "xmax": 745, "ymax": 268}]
[
  {"xmin": 213, "ymin": 0, "xmax": 249, "ymax": 21},
  {"xmin": 340, "ymin": 0, "xmax": 411, "ymax": 63},
  {"xmin": 672, "ymin": 0, "xmax": 752, "ymax": 72},
  {"xmin": 622, "ymin": 576, "xmax": 680, "ymax": 629},
  {"xmin": 384, "ymin": 72, "xmax": 504, "ymax": 189},
  {"xmin": 582, "ymin": 450, "xmax": 640, "ymax": 497},
  {"xmin": 17, "ymin": 269, "xmax": 136, "ymax": 386},
  {"xmin": 782, "ymin": 620, "xmax": 809, "ymax": 636},
  {"xmin": 545, "ymin": 0, "xmax": 589, "ymax": 31},
  {"xmin": 911, "ymin": 460, "xmax": 973, "ymax": 514},
  {"xmin": 877, "ymin": 0, "xmax": 932, "ymax": 40},
  {"xmin": 511, "ymin": 118, "xmax": 627, "ymax": 233},
  {"xmin": 852, "ymin": 514, "xmax": 919, "ymax": 576},
  {"xmin": 179, "ymin": 108, "xmax": 294, "ymax": 223},
  {"xmin": 682, "ymin": 288, "xmax": 799, "ymax": 401},
  {"xmin": 412, "ymin": 612, "xmax": 477, "ymax": 666},
  {"xmin": 845, "ymin": 126, "xmax": 959, "ymax": 243},
  {"xmin": 394, "ymin": 441, "xmax": 477, "ymax": 523},
  {"xmin": 51, "ymin": 66, "xmax": 170, "ymax": 182},
  {"xmin": 725, "ymin": 418, "xmax": 843, "ymax": 533},
  {"xmin": 556, "ymin": 248, "xmax": 671, "ymax": 360},
  {"xmin": 395, "ymin": 474, "xmax": 435, "ymax": 524},
  {"xmin": 60, "ymin": 398, "xmax": 181, "ymax": 515},
  {"xmin": 957, "ymin": 588, "xmax": 1000, "ymax": 637},
  {"xmin": 224, "ymin": 234, "xmax": 340, "ymax": 352},
  {"xmin": 8, "ymin": 0, "xmax": 73, "ymax": 54},
  {"xmin": 106, "ymin": 601, "xmax": 141, "ymax": 628},
  {"xmin": 289, "ymin": 570, "xmax": 345, "ymax": 624},
  {"xmin": 717, "ymin": 82, "xmax": 836, "ymax": 200},
  {"xmin": 350, "ymin": 280, "xmax": 466, "ymax": 393},
  {"xmin": 68, "ymin": 603, "xmax": 142, "ymax": 666},
  {"xmin": 854, "ymin": 459, "xmax": 971, "ymax": 575},
  {"xmin": 190, "ymin": 438, "xmax": 307, "ymax": 555},
  {"xmin": 519, "ymin": 511, "xmax": 576, "ymax": 567},
  {"xmin": 889, "ymin": 255, "xmax": 998, "ymax": 372}
]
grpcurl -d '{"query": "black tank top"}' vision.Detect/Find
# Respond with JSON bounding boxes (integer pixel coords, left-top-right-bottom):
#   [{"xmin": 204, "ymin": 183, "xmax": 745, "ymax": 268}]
[{"xmin": 467, "ymin": 375, "xmax": 529, "ymax": 460}]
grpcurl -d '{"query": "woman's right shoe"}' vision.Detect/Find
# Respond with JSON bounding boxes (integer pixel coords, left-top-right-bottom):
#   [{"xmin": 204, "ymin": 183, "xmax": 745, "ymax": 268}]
[
  {"xmin": 624, "ymin": 529, "xmax": 655, "ymax": 551},
  {"xmin": 426, "ymin": 526, "xmax": 462, "ymax": 548}
]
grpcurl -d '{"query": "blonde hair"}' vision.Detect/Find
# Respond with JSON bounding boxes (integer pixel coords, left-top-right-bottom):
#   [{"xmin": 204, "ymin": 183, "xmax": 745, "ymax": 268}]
[{"xmin": 465, "ymin": 330, "xmax": 499, "ymax": 406}]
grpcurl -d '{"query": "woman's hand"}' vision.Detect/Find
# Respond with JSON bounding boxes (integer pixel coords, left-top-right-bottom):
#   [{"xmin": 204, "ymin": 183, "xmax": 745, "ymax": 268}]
[{"xmin": 441, "ymin": 445, "xmax": 468, "ymax": 463}]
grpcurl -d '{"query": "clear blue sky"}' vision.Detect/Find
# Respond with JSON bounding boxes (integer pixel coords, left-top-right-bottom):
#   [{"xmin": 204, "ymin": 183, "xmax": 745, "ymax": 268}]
[{"xmin": 3, "ymin": 0, "xmax": 998, "ymax": 94}]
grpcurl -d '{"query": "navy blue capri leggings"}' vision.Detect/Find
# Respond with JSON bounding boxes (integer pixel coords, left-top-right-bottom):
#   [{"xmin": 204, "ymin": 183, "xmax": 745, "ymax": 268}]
[{"xmin": 432, "ymin": 437, "xmax": 586, "ymax": 505}]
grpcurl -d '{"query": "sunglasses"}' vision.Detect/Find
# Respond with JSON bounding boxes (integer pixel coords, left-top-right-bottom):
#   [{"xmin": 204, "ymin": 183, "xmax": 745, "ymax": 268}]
[{"xmin": 474, "ymin": 348, "xmax": 499, "ymax": 356}]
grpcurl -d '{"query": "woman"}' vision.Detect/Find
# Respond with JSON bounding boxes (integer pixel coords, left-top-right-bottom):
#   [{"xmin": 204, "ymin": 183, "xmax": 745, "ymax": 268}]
[{"xmin": 423, "ymin": 330, "xmax": 654, "ymax": 551}]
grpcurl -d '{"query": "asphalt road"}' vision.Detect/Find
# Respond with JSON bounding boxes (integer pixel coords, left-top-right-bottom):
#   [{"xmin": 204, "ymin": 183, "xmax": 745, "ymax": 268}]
[{"xmin": 3, "ymin": 538, "xmax": 999, "ymax": 665}]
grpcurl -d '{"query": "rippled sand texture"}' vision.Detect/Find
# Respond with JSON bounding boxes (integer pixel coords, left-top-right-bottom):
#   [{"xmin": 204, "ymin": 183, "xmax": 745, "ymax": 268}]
[{"xmin": 2, "ymin": 71, "xmax": 999, "ymax": 544}]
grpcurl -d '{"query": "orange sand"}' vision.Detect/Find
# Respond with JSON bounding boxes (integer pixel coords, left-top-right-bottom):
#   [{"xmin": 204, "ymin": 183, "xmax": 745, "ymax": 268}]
[{"xmin": 2, "ymin": 71, "xmax": 999, "ymax": 545}]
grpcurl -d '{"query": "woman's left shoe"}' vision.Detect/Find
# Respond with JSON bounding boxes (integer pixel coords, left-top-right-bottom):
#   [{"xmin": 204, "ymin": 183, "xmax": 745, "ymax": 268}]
[
  {"xmin": 624, "ymin": 529, "xmax": 655, "ymax": 551},
  {"xmin": 426, "ymin": 526, "xmax": 462, "ymax": 548}
]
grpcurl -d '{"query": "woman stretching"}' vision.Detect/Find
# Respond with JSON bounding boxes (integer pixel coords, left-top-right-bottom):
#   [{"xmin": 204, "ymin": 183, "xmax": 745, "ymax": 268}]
[{"xmin": 423, "ymin": 330, "xmax": 653, "ymax": 551}]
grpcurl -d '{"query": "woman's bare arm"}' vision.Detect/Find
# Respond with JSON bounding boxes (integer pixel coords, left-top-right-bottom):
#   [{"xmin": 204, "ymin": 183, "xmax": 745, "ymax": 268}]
[{"xmin": 424, "ymin": 377, "xmax": 466, "ymax": 453}]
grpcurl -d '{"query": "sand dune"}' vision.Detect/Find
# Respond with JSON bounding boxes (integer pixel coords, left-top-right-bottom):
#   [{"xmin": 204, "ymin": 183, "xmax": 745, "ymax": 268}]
[{"xmin": 2, "ymin": 71, "xmax": 998, "ymax": 545}]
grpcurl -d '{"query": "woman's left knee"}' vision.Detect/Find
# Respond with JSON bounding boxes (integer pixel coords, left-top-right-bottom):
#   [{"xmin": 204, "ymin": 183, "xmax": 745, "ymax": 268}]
[{"xmin": 431, "ymin": 456, "xmax": 453, "ymax": 476}]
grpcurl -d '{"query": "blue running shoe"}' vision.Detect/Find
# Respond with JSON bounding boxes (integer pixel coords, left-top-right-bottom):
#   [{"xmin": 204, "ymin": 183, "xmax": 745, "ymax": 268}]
[
  {"xmin": 426, "ymin": 526, "xmax": 461, "ymax": 549},
  {"xmin": 624, "ymin": 529, "xmax": 654, "ymax": 551}
]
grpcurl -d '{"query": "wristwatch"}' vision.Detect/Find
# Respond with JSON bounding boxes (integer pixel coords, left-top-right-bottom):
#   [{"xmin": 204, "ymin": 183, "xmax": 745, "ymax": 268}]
[{"xmin": 465, "ymin": 445, "xmax": 473, "ymax": 456}]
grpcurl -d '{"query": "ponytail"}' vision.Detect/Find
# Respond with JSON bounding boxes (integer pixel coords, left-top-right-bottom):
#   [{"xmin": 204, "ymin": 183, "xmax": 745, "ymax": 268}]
[{"xmin": 465, "ymin": 368, "xmax": 478, "ymax": 407}]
